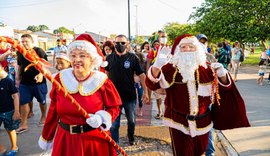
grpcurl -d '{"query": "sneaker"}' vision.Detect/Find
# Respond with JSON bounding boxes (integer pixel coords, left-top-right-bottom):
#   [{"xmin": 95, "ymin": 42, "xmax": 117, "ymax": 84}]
[
  {"xmin": 16, "ymin": 128, "xmax": 28, "ymax": 134},
  {"xmin": 3, "ymin": 148, "xmax": 18, "ymax": 156},
  {"xmin": 154, "ymin": 114, "xmax": 163, "ymax": 119},
  {"xmin": 129, "ymin": 140, "xmax": 135, "ymax": 146}
]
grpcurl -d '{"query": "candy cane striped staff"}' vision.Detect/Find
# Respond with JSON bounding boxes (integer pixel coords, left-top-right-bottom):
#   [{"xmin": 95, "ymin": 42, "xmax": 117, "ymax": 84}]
[{"xmin": 0, "ymin": 36, "xmax": 128, "ymax": 156}]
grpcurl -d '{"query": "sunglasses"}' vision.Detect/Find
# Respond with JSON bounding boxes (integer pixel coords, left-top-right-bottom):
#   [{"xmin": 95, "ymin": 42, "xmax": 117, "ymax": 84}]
[{"xmin": 115, "ymin": 42, "xmax": 126, "ymax": 45}]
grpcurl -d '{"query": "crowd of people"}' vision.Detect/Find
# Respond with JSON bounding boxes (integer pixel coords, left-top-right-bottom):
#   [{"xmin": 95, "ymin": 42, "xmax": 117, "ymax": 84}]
[{"xmin": 0, "ymin": 30, "xmax": 267, "ymax": 156}]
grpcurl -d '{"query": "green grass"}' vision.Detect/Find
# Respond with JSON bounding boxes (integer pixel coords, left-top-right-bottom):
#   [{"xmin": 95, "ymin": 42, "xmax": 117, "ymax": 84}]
[{"xmin": 242, "ymin": 47, "xmax": 262, "ymax": 65}]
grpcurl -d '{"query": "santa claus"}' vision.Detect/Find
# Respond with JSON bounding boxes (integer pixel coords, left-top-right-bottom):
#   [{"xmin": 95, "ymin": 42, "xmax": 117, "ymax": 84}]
[
  {"xmin": 38, "ymin": 34, "xmax": 121, "ymax": 156},
  {"xmin": 145, "ymin": 34, "xmax": 250, "ymax": 156}
]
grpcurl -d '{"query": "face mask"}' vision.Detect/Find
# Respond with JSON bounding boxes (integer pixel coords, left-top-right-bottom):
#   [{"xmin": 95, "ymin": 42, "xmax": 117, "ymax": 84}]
[
  {"xmin": 115, "ymin": 44, "xmax": 126, "ymax": 53},
  {"xmin": 160, "ymin": 37, "xmax": 167, "ymax": 44}
]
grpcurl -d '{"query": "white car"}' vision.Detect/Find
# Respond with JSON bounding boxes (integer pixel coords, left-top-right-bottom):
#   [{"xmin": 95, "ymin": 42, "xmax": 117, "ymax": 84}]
[{"xmin": 45, "ymin": 47, "xmax": 54, "ymax": 56}]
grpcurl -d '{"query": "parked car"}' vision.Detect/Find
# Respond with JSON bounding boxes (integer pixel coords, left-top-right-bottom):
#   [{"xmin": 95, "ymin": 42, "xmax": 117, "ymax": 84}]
[{"xmin": 45, "ymin": 47, "xmax": 54, "ymax": 56}]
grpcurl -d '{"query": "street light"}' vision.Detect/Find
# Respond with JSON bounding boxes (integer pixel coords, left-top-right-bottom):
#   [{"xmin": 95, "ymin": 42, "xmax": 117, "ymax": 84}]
[
  {"xmin": 128, "ymin": 0, "xmax": 131, "ymax": 41},
  {"xmin": 134, "ymin": 4, "xmax": 138, "ymax": 36}
]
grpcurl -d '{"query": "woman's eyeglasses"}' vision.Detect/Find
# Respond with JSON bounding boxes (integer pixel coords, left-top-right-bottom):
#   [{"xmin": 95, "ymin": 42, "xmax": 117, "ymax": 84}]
[
  {"xmin": 115, "ymin": 42, "xmax": 126, "ymax": 45},
  {"xmin": 105, "ymin": 48, "xmax": 112, "ymax": 51}
]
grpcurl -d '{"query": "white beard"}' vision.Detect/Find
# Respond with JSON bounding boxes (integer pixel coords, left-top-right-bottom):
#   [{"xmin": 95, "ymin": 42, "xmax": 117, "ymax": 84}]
[{"xmin": 171, "ymin": 52, "xmax": 200, "ymax": 83}]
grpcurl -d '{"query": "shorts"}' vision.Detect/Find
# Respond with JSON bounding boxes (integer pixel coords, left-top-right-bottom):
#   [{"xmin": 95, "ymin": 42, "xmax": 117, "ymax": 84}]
[
  {"xmin": 259, "ymin": 72, "xmax": 264, "ymax": 76},
  {"xmin": 19, "ymin": 83, "xmax": 48, "ymax": 105},
  {"xmin": 0, "ymin": 110, "xmax": 20, "ymax": 131},
  {"xmin": 152, "ymin": 90, "xmax": 166, "ymax": 100}
]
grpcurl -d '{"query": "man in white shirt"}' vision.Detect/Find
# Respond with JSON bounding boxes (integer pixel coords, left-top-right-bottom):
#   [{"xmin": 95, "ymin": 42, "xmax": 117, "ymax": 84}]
[{"xmin": 53, "ymin": 39, "xmax": 68, "ymax": 66}]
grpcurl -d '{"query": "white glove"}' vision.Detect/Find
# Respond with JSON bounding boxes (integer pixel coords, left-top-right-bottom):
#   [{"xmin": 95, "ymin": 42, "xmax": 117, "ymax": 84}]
[
  {"xmin": 96, "ymin": 110, "xmax": 112, "ymax": 131},
  {"xmin": 86, "ymin": 114, "xmax": 102, "ymax": 128},
  {"xmin": 38, "ymin": 136, "xmax": 53, "ymax": 151},
  {"xmin": 152, "ymin": 46, "xmax": 171, "ymax": 69},
  {"xmin": 211, "ymin": 63, "xmax": 227, "ymax": 77}
]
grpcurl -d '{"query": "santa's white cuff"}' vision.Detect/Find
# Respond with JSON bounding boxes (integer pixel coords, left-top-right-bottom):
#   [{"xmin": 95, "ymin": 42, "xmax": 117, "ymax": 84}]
[
  {"xmin": 38, "ymin": 136, "xmax": 53, "ymax": 151},
  {"xmin": 218, "ymin": 72, "xmax": 232, "ymax": 87},
  {"xmin": 147, "ymin": 66, "xmax": 162, "ymax": 83},
  {"xmin": 96, "ymin": 110, "xmax": 112, "ymax": 131}
]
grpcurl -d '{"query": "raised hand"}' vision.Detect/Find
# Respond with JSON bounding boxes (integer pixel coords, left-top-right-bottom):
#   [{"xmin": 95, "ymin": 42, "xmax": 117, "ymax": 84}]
[
  {"xmin": 211, "ymin": 62, "xmax": 227, "ymax": 77},
  {"xmin": 152, "ymin": 46, "xmax": 171, "ymax": 69}
]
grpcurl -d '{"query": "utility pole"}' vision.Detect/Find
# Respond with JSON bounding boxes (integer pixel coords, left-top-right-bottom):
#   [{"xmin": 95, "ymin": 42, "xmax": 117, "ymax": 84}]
[
  {"xmin": 128, "ymin": 0, "xmax": 131, "ymax": 41},
  {"xmin": 134, "ymin": 4, "xmax": 138, "ymax": 36}
]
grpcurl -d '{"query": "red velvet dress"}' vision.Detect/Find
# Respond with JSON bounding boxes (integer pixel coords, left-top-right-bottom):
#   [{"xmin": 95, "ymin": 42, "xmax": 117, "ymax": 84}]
[
  {"xmin": 146, "ymin": 64, "xmax": 250, "ymax": 156},
  {"xmin": 41, "ymin": 69, "xmax": 122, "ymax": 156}
]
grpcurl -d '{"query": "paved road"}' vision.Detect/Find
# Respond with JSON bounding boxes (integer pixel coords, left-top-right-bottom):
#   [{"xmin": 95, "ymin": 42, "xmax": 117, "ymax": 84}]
[
  {"xmin": 1, "ymin": 64, "xmax": 269, "ymax": 155},
  {"xmin": 217, "ymin": 65, "xmax": 270, "ymax": 156}
]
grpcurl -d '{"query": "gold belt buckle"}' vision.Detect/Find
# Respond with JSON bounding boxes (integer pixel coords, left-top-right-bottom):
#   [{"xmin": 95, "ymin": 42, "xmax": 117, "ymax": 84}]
[
  {"xmin": 70, "ymin": 125, "xmax": 77, "ymax": 134},
  {"xmin": 80, "ymin": 125, "xmax": 84, "ymax": 133}
]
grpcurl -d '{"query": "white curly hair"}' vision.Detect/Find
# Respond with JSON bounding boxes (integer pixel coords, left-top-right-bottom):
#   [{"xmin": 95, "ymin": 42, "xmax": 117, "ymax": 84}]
[{"xmin": 67, "ymin": 40, "xmax": 103, "ymax": 70}]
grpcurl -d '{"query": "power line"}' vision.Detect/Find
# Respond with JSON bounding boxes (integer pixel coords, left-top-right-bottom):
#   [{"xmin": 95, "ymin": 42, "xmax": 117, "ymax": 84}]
[
  {"xmin": 0, "ymin": 0, "xmax": 62, "ymax": 8},
  {"xmin": 156, "ymin": 0, "xmax": 180, "ymax": 11}
]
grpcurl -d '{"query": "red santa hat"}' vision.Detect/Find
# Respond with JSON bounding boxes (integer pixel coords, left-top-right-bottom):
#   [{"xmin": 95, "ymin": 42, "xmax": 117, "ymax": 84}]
[
  {"xmin": 68, "ymin": 33, "xmax": 108, "ymax": 68},
  {"xmin": 171, "ymin": 34, "xmax": 193, "ymax": 55}
]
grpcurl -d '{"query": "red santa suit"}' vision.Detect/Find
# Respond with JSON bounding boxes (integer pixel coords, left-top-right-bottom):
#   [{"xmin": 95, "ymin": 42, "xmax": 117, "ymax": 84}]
[
  {"xmin": 146, "ymin": 63, "xmax": 250, "ymax": 156},
  {"xmin": 41, "ymin": 68, "xmax": 122, "ymax": 156}
]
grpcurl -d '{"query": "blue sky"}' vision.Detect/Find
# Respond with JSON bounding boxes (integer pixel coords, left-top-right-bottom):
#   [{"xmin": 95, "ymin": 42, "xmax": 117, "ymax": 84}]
[{"xmin": 0, "ymin": 0, "xmax": 204, "ymax": 36}]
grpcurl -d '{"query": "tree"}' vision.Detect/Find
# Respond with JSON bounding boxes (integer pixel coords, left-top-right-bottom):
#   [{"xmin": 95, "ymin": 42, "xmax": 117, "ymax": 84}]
[
  {"xmin": 53, "ymin": 27, "xmax": 74, "ymax": 35},
  {"xmin": 39, "ymin": 25, "xmax": 49, "ymax": 31},
  {"xmin": 132, "ymin": 35, "xmax": 145, "ymax": 45},
  {"xmin": 189, "ymin": 0, "xmax": 270, "ymax": 47},
  {"xmin": 164, "ymin": 22, "xmax": 196, "ymax": 45},
  {"xmin": 26, "ymin": 25, "xmax": 39, "ymax": 32},
  {"xmin": 26, "ymin": 25, "xmax": 49, "ymax": 32}
]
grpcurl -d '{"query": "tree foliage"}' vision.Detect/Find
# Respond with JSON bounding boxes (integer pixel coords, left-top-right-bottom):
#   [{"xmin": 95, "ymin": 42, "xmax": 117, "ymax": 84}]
[
  {"xmin": 189, "ymin": 0, "xmax": 270, "ymax": 46},
  {"xmin": 26, "ymin": 25, "xmax": 49, "ymax": 32},
  {"xmin": 164, "ymin": 22, "xmax": 196, "ymax": 45},
  {"xmin": 132, "ymin": 35, "xmax": 145, "ymax": 45},
  {"xmin": 53, "ymin": 27, "xmax": 74, "ymax": 35}
]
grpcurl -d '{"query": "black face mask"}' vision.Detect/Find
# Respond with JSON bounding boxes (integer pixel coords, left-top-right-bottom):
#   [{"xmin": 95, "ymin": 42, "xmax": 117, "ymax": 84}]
[{"xmin": 115, "ymin": 44, "xmax": 126, "ymax": 53}]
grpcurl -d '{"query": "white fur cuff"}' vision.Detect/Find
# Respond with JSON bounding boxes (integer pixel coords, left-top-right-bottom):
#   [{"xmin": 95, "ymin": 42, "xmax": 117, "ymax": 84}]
[
  {"xmin": 147, "ymin": 66, "xmax": 162, "ymax": 83},
  {"xmin": 96, "ymin": 110, "xmax": 112, "ymax": 131},
  {"xmin": 38, "ymin": 136, "xmax": 53, "ymax": 151}
]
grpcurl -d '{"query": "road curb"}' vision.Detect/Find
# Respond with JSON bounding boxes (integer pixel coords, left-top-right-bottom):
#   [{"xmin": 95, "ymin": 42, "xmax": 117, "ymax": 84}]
[{"xmin": 216, "ymin": 131, "xmax": 239, "ymax": 156}]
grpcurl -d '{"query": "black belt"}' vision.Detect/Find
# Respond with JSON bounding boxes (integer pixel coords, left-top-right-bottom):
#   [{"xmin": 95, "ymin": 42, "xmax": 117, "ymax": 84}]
[
  {"xmin": 58, "ymin": 120, "xmax": 95, "ymax": 134},
  {"xmin": 172, "ymin": 108, "xmax": 211, "ymax": 121}
]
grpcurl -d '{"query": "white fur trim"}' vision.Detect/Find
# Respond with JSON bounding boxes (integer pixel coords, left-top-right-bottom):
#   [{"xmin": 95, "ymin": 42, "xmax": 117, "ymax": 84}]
[
  {"xmin": 159, "ymin": 73, "xmax": 170, "ymax": 89},
  {"xmin": 101, "ymin": 61, "xmax": 108, "ymax": 67},
  {"xmin": 147, "ymin": 66, "xmax": 162, "ymax": 83},
  {"xmin": 188, "ymin": 120, "xmax": 197, "ymax": 137},
  {"xmin": 218, "ymin": 72, "xmax": 232, "ymax": 87},
  {"xmin": 60, "ymin": 68, "xmax": 107, "ymax": 96},
  {"xmin": 187, "ymin": 81, "xmax": 199, "ymax": 115},
  {"xmin": 38, "ymin": 136, "xmax": 53, "ymax": 151},
  {"xmin": 68, "ymin": 40, "xmax": 97, "ymax": 55},
  {"xmin": 163, "ymin": 117, "xmax": 213, "ymax": 137},
  {"xmin": 96, "ymin": 110, "xmax": 112, "ymax": 131},
  {"xmin": 197, "ymin": 84, "xmax": 213, "ymax": 96},
  {"xmin": 179, "ymin": 36, "xmax": 199, "ymax": 45}
]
